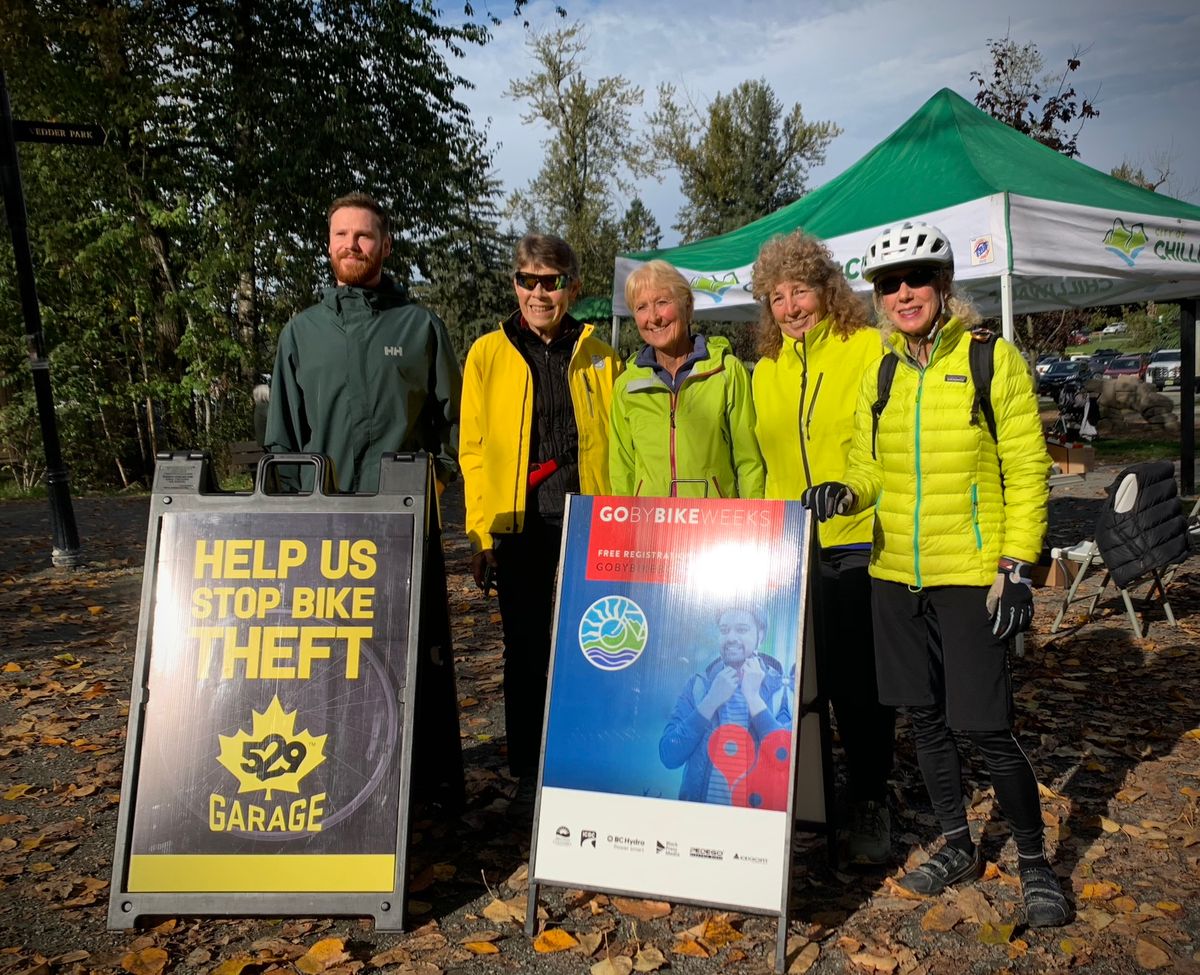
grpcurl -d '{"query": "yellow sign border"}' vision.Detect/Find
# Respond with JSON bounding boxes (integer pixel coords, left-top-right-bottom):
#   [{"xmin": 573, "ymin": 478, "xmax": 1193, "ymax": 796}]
[{"xmin": 128, "ymin": 854, "xmax": 395, "ymax": 892}]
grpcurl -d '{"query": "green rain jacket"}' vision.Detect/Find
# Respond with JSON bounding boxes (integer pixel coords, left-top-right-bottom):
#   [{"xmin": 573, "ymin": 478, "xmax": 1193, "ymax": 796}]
[
  {"xmin": 609, "ymin": 335, "xmax": 764, "ymax": 499},
  {"xmin": 266, "ymin": 276, "xmax": 461, "ymax": 492}
]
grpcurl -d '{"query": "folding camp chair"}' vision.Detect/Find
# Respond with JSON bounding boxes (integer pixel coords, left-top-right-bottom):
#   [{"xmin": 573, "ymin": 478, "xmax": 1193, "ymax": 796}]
[{"xmin": 1049, "ymin": 462, "xmax": 1189, "ymax": 639}]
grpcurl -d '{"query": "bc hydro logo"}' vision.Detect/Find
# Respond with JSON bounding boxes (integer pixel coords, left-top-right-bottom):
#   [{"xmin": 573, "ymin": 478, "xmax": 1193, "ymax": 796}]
[{"xmin": 578, "ymin": 595, "xmax": 648, "ymax": 671}]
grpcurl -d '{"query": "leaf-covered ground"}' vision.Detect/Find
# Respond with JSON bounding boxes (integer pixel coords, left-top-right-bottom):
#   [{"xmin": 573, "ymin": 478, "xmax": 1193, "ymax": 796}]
[{"xmin": 0, "ymin": 471, "xmax": 1198, "ymax": 975}]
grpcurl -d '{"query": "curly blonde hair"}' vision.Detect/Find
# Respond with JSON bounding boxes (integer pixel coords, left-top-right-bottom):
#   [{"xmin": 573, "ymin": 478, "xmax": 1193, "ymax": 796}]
[{"xmin": 751, "ymin": 231, "xmax": 870, "ymax": 359}]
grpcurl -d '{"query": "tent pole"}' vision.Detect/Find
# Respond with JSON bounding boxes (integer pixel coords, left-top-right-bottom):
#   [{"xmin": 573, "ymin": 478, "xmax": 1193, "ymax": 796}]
[
  {"xmin": 1181, "ymin": 299, "xmax": 1196, "ymax": 497},
  {"xmin": 1000, "ymin": 272, "xmax": 1015, "ymax": 344},
  {"xmin": 610, "ymin": 314, "xmax": 619, "ymax": 355}
]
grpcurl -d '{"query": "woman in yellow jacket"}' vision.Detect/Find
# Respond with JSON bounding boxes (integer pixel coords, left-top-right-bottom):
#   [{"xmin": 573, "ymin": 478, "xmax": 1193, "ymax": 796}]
[
  {"xmin": 750, "ymin": 231, "xmax": 894, "ymax": 865},
  {"xmin": 459, "ymin": 234, "xmax": 619, "ymax": 809},
  {"xmin": 805, "ymin": 222, "xmax": 1068, "ymax": 927}
]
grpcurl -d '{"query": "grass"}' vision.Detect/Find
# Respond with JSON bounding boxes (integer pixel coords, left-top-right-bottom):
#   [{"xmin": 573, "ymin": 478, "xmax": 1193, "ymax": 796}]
[{"xmin": 1093, "ymin": 435, "xmax": 1185, "ymax": 466}]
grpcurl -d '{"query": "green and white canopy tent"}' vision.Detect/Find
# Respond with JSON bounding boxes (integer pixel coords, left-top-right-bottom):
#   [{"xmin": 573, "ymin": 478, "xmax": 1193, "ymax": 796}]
[{"xmin": 612, "ymin": 88, "xmax": 1200, "ymax": 340}]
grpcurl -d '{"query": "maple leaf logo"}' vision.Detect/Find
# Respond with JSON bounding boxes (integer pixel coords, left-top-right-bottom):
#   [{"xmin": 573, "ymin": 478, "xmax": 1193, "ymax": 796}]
[{"xmin": 217, "ymin": 696, "xmax": 327, "ymax": 799}]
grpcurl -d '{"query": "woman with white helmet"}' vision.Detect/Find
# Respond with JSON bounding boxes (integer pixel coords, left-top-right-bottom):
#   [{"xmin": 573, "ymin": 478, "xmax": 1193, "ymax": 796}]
[{"xmin": 803, "ymin": 222, "xmax": 1069, "ymax": 927}]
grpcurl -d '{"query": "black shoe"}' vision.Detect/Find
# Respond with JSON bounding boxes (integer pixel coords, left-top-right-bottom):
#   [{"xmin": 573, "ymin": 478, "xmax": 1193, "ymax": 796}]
[
  {"xmin": 898, "ymin": 843, "xmax": 982, "ymax": 895},
  {"xmin": 1020, "ymin": 865, "xmax": 1072, "ymax": 928}
]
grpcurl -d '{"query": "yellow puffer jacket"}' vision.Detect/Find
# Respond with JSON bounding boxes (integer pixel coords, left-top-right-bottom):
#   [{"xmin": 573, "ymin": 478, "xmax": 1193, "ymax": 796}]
[
  {"xmin": 460, "ymin": 321, "xmax": 619, "ymax": 551},
  {"xmin": 843, "ymin": 318, "xmax": 1050, "ymax": 587},
  {"xmin": 752, "ymin": 320, "xmax": 884, "ymax": 548}
]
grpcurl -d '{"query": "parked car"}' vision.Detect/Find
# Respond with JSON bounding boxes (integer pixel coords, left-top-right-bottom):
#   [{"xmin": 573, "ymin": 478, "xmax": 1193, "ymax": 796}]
[
  {"xmin": 1102, "ymin": 354, "xmax": 1148, "ymax": 380},
  {"xmin": 1088, "ymin": 350, "xmax": 1122, "ymax": 374},
  {"xmin": 1039, "ymin": 359, "xmax": 1092, "ymax": 399},
  {"xmin": 1146, "ymin": 348, "xmax": 1189, "ymax": 390},
  {"xmin": 1067, "ymin": 331, "xmax": 1090, "ymax": 346},
  {"xmin": 1101, "ymin": 321, "xmax": 1128, "ymax": 335},
  {"xmin": 1035, "ymin": 354, "xmax": 1063, "ymax": 377}
]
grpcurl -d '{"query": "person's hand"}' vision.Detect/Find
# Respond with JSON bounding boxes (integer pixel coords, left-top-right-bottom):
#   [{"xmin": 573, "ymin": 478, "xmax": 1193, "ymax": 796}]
[
  {"xmin": 698, "ymin": 666, "xmax": 740, "ymax": 718},
  {"xmin": 740, "ymin": 656, "xmax": 767, "ymax": 715},
  {"xmin": 470, "ymin": 549, "xmax": 498, "ymax": 593},
  {"xmin": 801, "ymin": 481, "xmax": 855, "ymax": 522},
  {"xmin": 986, "ymin": 556, "xmax": 1034, "ymax": 639}
]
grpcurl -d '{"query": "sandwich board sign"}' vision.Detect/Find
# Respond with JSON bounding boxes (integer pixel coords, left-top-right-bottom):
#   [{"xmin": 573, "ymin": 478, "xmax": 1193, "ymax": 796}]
[
  {"xmin": 526, "ymin": 495, "xmax": 829, "ymax": 973},
  {"xmin": 109, "ymin": 452, "xmax": 453, "ymax": 930}
]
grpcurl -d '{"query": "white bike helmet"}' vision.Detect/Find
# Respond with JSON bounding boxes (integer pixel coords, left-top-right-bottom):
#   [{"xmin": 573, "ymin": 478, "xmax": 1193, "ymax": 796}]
[{"xmin": 861, "ymin": 221, "xmax": 954, "ymax": 283}]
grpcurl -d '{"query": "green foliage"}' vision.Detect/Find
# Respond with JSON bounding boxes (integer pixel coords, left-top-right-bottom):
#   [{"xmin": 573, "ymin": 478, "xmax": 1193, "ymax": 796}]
[
  {"xmin": 505, "ymin": 23, "xmax": 657, "ymax": 295},
  {"xmin": 649, "ymin": 80, "xmax": 840, "ymax": 242},
  {"xmin": 0, "ymin": 0, "xmax": 524, "ymax": 488}
]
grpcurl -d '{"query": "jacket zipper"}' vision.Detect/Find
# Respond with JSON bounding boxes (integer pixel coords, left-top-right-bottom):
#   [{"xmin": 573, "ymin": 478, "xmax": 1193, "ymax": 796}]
[
  {"xmin": 582, "ymin": 369, "xmax": 594, "ymax": 417},
  {"xmin": 513, "ymin": 370, "xmax": 530, "ymax": 534},
  {"xmin": 793, "ymin": 341, "xmax": 813, "ymax": 487},
  {"xmin": 669, "ymin": 392, "xmax": 678, "ymax": 497},
  {"xmin": 970, "ymin": 484, "xmax": 982, "ymax": 549},
  {"xmin": 806, "ymin": 373, "xmax": 823, "ymax": 437}
]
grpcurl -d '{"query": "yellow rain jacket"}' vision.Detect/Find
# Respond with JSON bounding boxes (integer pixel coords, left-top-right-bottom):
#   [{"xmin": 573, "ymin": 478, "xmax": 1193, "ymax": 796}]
[
  {"xmin": 843, "ymin": 317, "xmax": 1051, "ymax": 588},
  {"xmin": 752, "ymin": 319, "xmax": 884, "ymax": 547},
  {"xmin": 460, "ymin": 319, "xmax": 619, "ymax": 551}
]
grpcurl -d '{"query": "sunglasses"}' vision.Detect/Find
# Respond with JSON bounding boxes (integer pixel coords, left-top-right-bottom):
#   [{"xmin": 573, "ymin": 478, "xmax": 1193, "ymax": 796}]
[
  {"xmin": 874, "ymin": 266, "xmax": 938, "ymax": 295},
  {"xmin": 514, "ymin": 271, "xmax": 571, "ymax": 292}
]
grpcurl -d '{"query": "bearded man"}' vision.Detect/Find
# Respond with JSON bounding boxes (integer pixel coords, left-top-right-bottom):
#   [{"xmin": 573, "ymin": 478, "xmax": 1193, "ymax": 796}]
[{"xmin": 265, "ymin": 192, "xmax": 461, "ymax": 493}]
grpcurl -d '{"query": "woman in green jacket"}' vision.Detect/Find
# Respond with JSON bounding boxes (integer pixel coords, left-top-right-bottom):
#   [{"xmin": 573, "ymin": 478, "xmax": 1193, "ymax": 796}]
[
  {"xmin": 750, "ymin": 230, "xmax": 895, "ymax": 865},
  {"xmin": 805, "ymin": 222, "xmax": 1068, "ymax": 927},
  {"xmin": 610, "ymin": 260, "xmax": 763, "ymax": 499}
]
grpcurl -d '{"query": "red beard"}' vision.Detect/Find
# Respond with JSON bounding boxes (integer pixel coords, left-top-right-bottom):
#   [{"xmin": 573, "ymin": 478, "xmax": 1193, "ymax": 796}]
[{"xmin": 331, "ymin": 249, "xmax": 382, "ymax": 287}]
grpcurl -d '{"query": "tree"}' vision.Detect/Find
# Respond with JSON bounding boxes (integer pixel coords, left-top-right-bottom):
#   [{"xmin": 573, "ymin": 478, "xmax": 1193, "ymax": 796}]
[
  {"xmin": 617, "ymin": 198, "xmax": 662, "ymax": 253},
  {"xmin": 0, "ymin": 0, "xmax": 525, "ymax": 490},
  {"xmin": 970, "ymin": 33, "xmax": 1099, "ymax": 158},
  {"xmin": 505, "ymin": 23, "xmax": 656, "ymax": 295},
  {"xmin": 649, "ymin": 80, "xmax": 839, "ymax": 242}
]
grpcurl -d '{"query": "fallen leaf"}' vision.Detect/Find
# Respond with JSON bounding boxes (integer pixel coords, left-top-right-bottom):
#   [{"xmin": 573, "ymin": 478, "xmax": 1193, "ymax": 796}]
[
  {"xmin": 368, "ymin": 947, "xmax": 411, "ymax": 966},
  {"xmin": 481, "ymin": 897, "xmax": 525, "ymax": 924},
  {"xmin": 1081, "ymin": 880, "xmax": 1122, "ymax": 901},
  {"xmin": 456, "ymin": 931, "xmax": 502, "ymax": 944},
  {"xmin": 1134, "ymin": 937, "xmax": 1171, "ymax": 969},
  {"xmin": 1099, "ymin": 816, "xmax": 1121, "ymax": 833},
  {"xmin": 919, "ymin": 903, "xmax": 963, "ymax": 932},
  {"xmin": 55, "ymin": 951, "xmax": 90, "ymax": 964},
  {"xmin": 953, "ymin": 887, "xmax": 1000, "ymax": 925},
  {"xmin": 3, "ymin": 784, "xmax": 32, "ymax": 800},
  {"xmin": 672, "ymin": 939, "xmax": 711, "ymax": 958},
  {"xmin": 119, "ymin": 947, "xmax": 167, "ymax": 975},
  {"xmin": 87, "ymin": 606, "xmax": 104, "ymax": 615},
  {"xmin": 788, "ymin": 942, "xmax": 820, "ymax": 974},
  {"xmin": 295, "ymin": 937, "xmax": 348, "ymax": 974},
  {"xmin": 591, "ymin": 958, "xmax": 633, "ymax": 975},
  {"xmin": 1075, "ymin": 908, "xmax": 1114, "ymax": 931},
  {"xmin": 978, "ymin": 923, "xmax": 1015, "ymax": 945},
  {"xmin": 575, "ymin": 932, "xmax": 603, "ymax": 957},
  {"xmin": 462, "ymin": 942, "xmax": 500, "ymax": 955},
  {"xmin": 702, "ymin": 915, "xmax": 743, "ymax": 948},
  {"xmin": 209, "ymin": 959, "xmax": 258, "ymax": 975},
  {"xmin": 533, "ymin": 929, "xmax": 578, "ymax": 953},
  {"xmin": 611, "ymin": 897, "xmax": 671, "ymax": 921},
  {"xmin": 632, "ymin": 946, "xmax": 666, "ymax": 971},
  {"xmin": 1112, "ymin": 896, "xmax": 1138, "ymax": 913},
  {"xmin": 882, "ymin": 876, "xmax": 928, "ymax": 901},
  {"xmin": 1, "ymin": 663, "xmax": 19, "ymax": 673},
  {"xmin": 1155, "ymin": 901, "xmax": 1183, "ymax": 916},
  {"xmin": 1116, "ymin": 787, "xmax": 1147, "ymax": 803}
]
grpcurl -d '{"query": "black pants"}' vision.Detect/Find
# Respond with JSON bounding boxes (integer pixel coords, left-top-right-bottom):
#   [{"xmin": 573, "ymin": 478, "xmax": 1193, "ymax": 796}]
[
  {"xmin": 873, "ymin": 580, "xmax": 1045, "ymax": 858},
  {"xmin": 817, "ymin": 548, "xmax": 896, "ymax": 803},
  {"xmin": 495, "ymin": 518, "xmax": 563, "ymax": 778}
]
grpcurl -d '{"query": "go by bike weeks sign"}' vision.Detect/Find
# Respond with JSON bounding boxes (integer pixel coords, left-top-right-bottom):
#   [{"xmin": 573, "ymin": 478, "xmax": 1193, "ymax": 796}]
[
  {"xmin": 526, "ymin": 495, "xmax": 831, "ymax": 974},
  {"xmin": 109, "ymin": 453, "xmax": 453, "ymax": 931}
]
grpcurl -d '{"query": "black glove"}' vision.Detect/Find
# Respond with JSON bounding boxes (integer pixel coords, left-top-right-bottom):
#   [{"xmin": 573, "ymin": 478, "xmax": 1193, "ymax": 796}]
[
  {"xmin": 985, "ymin": 556, "xmax": 1034, "ymax": 639},
  {"xmin": 800, "ymin": 481, "xmax": 855, "ymax": 522}
]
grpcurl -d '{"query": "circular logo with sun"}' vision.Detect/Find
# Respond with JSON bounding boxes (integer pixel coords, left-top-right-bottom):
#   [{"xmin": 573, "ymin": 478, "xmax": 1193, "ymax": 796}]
[{"xmin": 578, "ymin": 595, "xmax": 648, "ymax": 671}]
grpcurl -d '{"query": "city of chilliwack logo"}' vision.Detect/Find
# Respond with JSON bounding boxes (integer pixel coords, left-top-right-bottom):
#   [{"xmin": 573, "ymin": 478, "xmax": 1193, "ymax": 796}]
[
  {"xmin": 217, "ymin": 695, "xmax": 327, "ymax": 799},
  {"xmin": 1102, "ymin": 218, "xmax": 1148, "ymax": 267},
  {"xmin": 689, "ymin": 272, "xmax": 740, "ymax": 303}
]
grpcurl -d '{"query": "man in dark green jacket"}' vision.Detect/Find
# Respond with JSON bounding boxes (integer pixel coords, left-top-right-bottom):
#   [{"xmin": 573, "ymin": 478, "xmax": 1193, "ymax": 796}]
[{"xmin": 266, "ymin": 192, "xmax": 461, "ymax": 492}]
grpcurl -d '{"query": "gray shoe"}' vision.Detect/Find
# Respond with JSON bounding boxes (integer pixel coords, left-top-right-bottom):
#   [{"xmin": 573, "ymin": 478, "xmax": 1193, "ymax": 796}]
[
  {"xmin": 1020, "ymin": 865, "xmax": 1072, "ymax": 928},
  {"xmin": 846, "ymin": 800, "xmax": 892, "ymax": 865},
  {"xmin": 899, "ymin": 842, "xmax": 982, "ymax": 895}
]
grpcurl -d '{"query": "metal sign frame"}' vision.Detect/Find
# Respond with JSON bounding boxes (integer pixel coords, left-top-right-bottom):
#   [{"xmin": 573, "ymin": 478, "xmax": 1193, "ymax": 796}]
[
  {"xmin": 108, "ymin": 451, "xmax": 437, "ymax": 931},
  {"xmin": 524, "ymin": 495, "xmax": 833, "ymax": 974}
]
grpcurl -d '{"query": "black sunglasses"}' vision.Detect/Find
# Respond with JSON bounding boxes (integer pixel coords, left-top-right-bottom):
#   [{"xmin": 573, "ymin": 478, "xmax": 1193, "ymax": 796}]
[
  {"xmin": 874, "ymin": 266, "xmax": 938, "ymax": 295},
  {"xmin": 514, "ymin": 271, "xmax": 571, "ymax": 292}
]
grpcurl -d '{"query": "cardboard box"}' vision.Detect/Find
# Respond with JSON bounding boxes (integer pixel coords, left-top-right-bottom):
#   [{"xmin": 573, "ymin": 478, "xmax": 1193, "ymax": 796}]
[
  {"xmin": 1031, "ymin": 558, "xmax": 1069, "ymax": 589},
  {"xmin": 1047, "ymin": 440, "xmax": 1095, "ymax": 475}
]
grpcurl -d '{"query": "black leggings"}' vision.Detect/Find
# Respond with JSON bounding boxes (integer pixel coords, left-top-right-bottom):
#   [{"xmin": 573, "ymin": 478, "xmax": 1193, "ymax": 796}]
[{"xmin": 908, "ymin": 702, "xmax": 1045, "ymax": 859}]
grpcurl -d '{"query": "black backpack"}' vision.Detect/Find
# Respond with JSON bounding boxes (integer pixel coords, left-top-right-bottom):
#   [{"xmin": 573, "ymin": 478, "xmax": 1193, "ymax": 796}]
[{"xmin": 870, "ymin": 328, "xmax": 999, "ymax": 459}]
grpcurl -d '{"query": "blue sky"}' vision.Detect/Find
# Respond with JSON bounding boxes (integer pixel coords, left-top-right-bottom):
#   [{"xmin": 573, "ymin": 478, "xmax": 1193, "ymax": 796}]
[{"xmin": 454, "ymin": 0, "xmax": 1200, "ymax": 247}]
